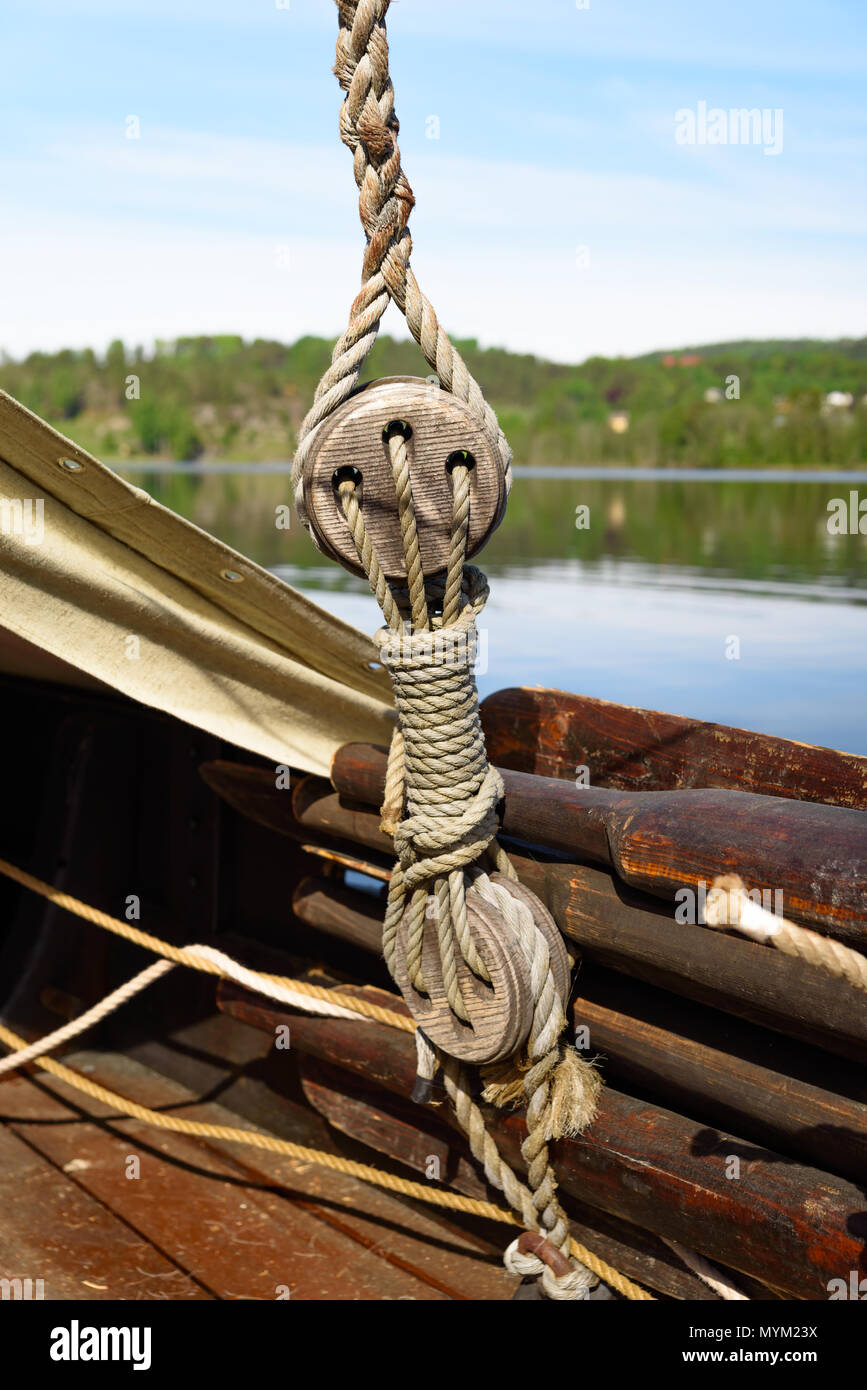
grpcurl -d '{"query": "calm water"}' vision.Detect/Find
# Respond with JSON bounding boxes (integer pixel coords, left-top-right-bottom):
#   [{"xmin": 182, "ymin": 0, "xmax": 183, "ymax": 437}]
[{"xmin": 131, "ymin": 465, "xmax": 867, "ymax": 755}]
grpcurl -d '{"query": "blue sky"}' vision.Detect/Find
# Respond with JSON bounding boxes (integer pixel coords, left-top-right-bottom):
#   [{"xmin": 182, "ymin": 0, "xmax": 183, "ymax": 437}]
[{"xmin": 2, "ymin": 0, "xmax": 865, "ymax": 362}]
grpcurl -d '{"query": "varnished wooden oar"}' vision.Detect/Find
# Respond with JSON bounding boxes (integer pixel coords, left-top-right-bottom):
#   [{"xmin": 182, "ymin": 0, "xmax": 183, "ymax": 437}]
[
  {"xmin": 330, "ymin": 742, "xmax": 867, "ymax": 943},
  {"xmin": 291, "ymin": 874, "xmax": 867, "ymax": 1184},
  {"xmin": 198, "ymin": 759, "xmax": 867, "ymax": 1060},
  {"xmin": 480, "ymin": 686, "xmax": 867, "ymax": 809}
]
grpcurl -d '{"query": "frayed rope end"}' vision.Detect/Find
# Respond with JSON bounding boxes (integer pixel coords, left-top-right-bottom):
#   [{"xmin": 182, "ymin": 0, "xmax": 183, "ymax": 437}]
[
  {"xmin": 546, "ymin": 1047, "xmax": 602, "ymax": 1140},
  {"xmin": 481, "ymin": 1046, "xmax": 603, "ymax": 1139}
]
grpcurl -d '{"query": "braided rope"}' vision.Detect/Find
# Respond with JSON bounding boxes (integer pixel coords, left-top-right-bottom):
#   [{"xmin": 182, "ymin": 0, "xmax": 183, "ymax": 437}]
[
  {"xmin": 704, "ymin": 875, "xmax": 867, "ymax": 992},
  {"xmin": 291, "ymin": 0, "xmax": 512, "ymax": 528}
]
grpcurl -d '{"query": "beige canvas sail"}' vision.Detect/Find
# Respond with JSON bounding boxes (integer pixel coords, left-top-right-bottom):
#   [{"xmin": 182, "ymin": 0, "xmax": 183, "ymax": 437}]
[{"xmin": 0, "ymin": 390, "xmax": 395, "ymax": 776}]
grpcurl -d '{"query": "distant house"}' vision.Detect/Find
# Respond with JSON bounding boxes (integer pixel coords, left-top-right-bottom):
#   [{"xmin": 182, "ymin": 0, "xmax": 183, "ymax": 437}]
[{"xmin": 662, "ymin": 353, "xmax": 703, "ymax": 368}]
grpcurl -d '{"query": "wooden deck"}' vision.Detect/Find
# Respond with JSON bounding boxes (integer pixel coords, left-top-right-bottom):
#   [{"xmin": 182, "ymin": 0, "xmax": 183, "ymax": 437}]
[{"xmin": 0, "ymin": 1049, "xmax": 520, "ymax": 1301}]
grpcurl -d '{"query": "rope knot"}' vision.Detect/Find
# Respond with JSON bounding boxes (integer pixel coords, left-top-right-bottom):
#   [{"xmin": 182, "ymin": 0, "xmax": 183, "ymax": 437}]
[{"xmin": 504, "ymin": 1235, "xmax": 595, "ymax": 1301}]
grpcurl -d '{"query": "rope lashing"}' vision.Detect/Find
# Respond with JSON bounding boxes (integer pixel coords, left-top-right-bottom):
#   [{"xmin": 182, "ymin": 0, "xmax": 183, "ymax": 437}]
[
  {"xmin": 287, "ymin": 0, "xmax": 600, "ymax": 1299},
  {"xmin": 504, "ymin": 1237, "xmax": 595, "ymax": 1302},
  {"xmin": 326, "ymin": 445, "xmax": 602, "ymax": 1301}
]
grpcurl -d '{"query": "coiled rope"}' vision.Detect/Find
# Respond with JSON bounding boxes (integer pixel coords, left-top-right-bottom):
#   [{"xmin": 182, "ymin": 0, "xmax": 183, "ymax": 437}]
[{"xmin": 331, "ymin": 446, "xmax": 602, "ymax": 1298}]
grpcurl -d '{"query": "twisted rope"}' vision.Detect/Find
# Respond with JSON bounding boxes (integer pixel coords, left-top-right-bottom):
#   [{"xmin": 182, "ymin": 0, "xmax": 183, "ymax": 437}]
[
  {"xmin": 10, "ymin": 854, "xmax": 795, "ymax": 1301},
  {"xmin": 504, "ymin": 1239, "xmax": 595, "ymax": 1301},
  {"xmin": 473, "ymin": 875, "xmax": 599, "ymax": 1254},
  {"xmin": 291, "ymin": 0, "xmax": 512, "ymax": 528},
  {"xmin": 0, "ymin": 960, "xmax": 176, "ymax": 1076},
  {"xmin": 333, "ymin": 450, "xmax": 601, "ymax": 1300},
  {"xmin": 704, "ymin": 875, "xmax": 867, "ymax": 993},
  {"xmin": 0, "ymin": 858, "xmax": 412, "ymax": 1031}
]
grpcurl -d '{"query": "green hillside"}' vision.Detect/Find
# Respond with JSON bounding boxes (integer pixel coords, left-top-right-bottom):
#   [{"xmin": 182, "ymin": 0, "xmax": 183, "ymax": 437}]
[{"xmin": 1, "ymin": 333, "xmax": 865, "ymax": 468}]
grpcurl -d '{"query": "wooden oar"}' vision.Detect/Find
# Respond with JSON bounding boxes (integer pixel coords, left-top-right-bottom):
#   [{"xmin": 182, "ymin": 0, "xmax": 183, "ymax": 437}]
[
  {"xmin": 295, "ymin": 1056, "xmax": 723, "ymax": 1301},
  {"xmin": 330, "ymin": 742, "xmax": 867, "ymax": 943},
  {"xmin": 199, "ymin": 759, "xmax": 867, "ymax": 1060},
  {"xmin": 480, "ymin": 686, "xmax": 867, "ymax": 809},
  {"xmin": 290, "ymin": 875, "xmax": 867, "ymax": 1184}
]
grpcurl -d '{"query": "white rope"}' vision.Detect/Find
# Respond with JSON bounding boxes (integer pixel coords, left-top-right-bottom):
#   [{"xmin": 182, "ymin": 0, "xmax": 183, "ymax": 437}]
[
  {"xmin": 0, "ymin": 866, "xmax": 789, "ymax": 1301},
  {"xmin": 662, "ymin": 1238, "xmax": 749, "ymax": 1301},
  {"xmin": 704, "ymin": 874, "xmax": 867, "ymax": 992},
  {"xmin": 504, "ymin": 1238, "xmax": 594, "ymax": 1301},
  {"xmin": 0, "ymin": 959, "xmax": 175, "ymax": 1076},
  {"xmin": 0, "ymin": 913, "xmax": 745, "ymax": 1303},
  {"xmin": 0, "ymin": 946, "xmax": 371, "ymax": 1083},
  {"xmin": 188, "ymin": 944, "xmax": 372, "ymax": 1023}
]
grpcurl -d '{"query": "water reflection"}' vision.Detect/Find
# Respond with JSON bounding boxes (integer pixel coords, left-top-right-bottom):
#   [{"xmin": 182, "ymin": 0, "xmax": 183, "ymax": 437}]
[{"xmin": 130, "ymin": 467, "xmax": 867, "ymax": 753}]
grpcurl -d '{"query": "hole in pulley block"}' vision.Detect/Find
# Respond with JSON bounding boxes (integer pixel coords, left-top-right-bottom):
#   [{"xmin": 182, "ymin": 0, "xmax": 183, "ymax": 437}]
[
  {"xmin": 383, "ymin": 419, "xmax": 413, "ymax": 442},
  {"xmin": 446, "ymin": 449, "xmax": 476, "ymax": 474},
  {"xmin": 332, "ymin": 464, "xmax": 363, "ymax": 491}
]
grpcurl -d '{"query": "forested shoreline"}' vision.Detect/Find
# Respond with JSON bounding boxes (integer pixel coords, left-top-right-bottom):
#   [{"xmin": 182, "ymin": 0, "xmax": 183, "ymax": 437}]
[{"xmin": 2, "ymin": 333, "xmax": 865, "ymax": 468}]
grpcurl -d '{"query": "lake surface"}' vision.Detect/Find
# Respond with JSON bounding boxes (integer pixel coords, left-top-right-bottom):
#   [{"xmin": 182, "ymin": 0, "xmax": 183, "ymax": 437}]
[{"xmin": 130, "ymin": 466, "xmax": 867, "ymax": 755}]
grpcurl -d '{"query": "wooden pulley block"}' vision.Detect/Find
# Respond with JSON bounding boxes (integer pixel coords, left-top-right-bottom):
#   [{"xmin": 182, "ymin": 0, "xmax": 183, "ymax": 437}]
[
  {"xmin": 392, "ymin": 874, "xmax": 571, "ymax": 1065},
  {"xmin": 300, "ymin": 376, "xmax": 507, "ymax": 580}
]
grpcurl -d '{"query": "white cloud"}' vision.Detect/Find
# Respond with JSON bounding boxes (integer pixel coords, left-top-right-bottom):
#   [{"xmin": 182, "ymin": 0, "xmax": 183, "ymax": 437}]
[{"xmin": 1, "ymin": 126, "xmax": 864, "ymax": 360}]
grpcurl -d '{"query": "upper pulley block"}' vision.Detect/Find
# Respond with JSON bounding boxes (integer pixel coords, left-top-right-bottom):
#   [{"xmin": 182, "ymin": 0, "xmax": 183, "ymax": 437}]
[{"xmin": 299, "ymin": 376, "xmax": 507, "ymax": 580}]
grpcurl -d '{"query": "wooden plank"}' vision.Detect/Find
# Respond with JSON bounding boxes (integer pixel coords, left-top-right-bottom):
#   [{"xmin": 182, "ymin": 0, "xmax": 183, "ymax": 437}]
[
  {"xmin": 329, "ymin": 744, "xmax": 867, "ymax": 943},
  {"xmin": 290, "ymin": 876, "xmax": 867, "ymax": 1183},
  {"xmin": 199, "ymin": 758, "xmax": 394, "ymax": 876},
  {"xmin": 125, "ymin": 1012, "xmax": 520, "ymax": 1301},
  {"xmin": 0, "ymin": 1109, "xmax": 208, "ymax": 1300},
  {"xmin": 293, "ymin": 877, "xmax": 385, "ymax": 954},
  {"xmin": 574, "ymin": 969, "xmax": 867, "ymax": 1186},
  {"xmin": 217, "ymin": 975, "xmax": 867, "ymax": 1301},
  {"xmin": 301, "ymin": 1058, "xmax": 785, "ymax": 1302},
  {"xmin": 480, "ymin": 686, "xmax": 867, "ymax": 808},
  {"xmin": 4, "ymin": 1051, "xmax": 515, "ymax": 1301}
]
